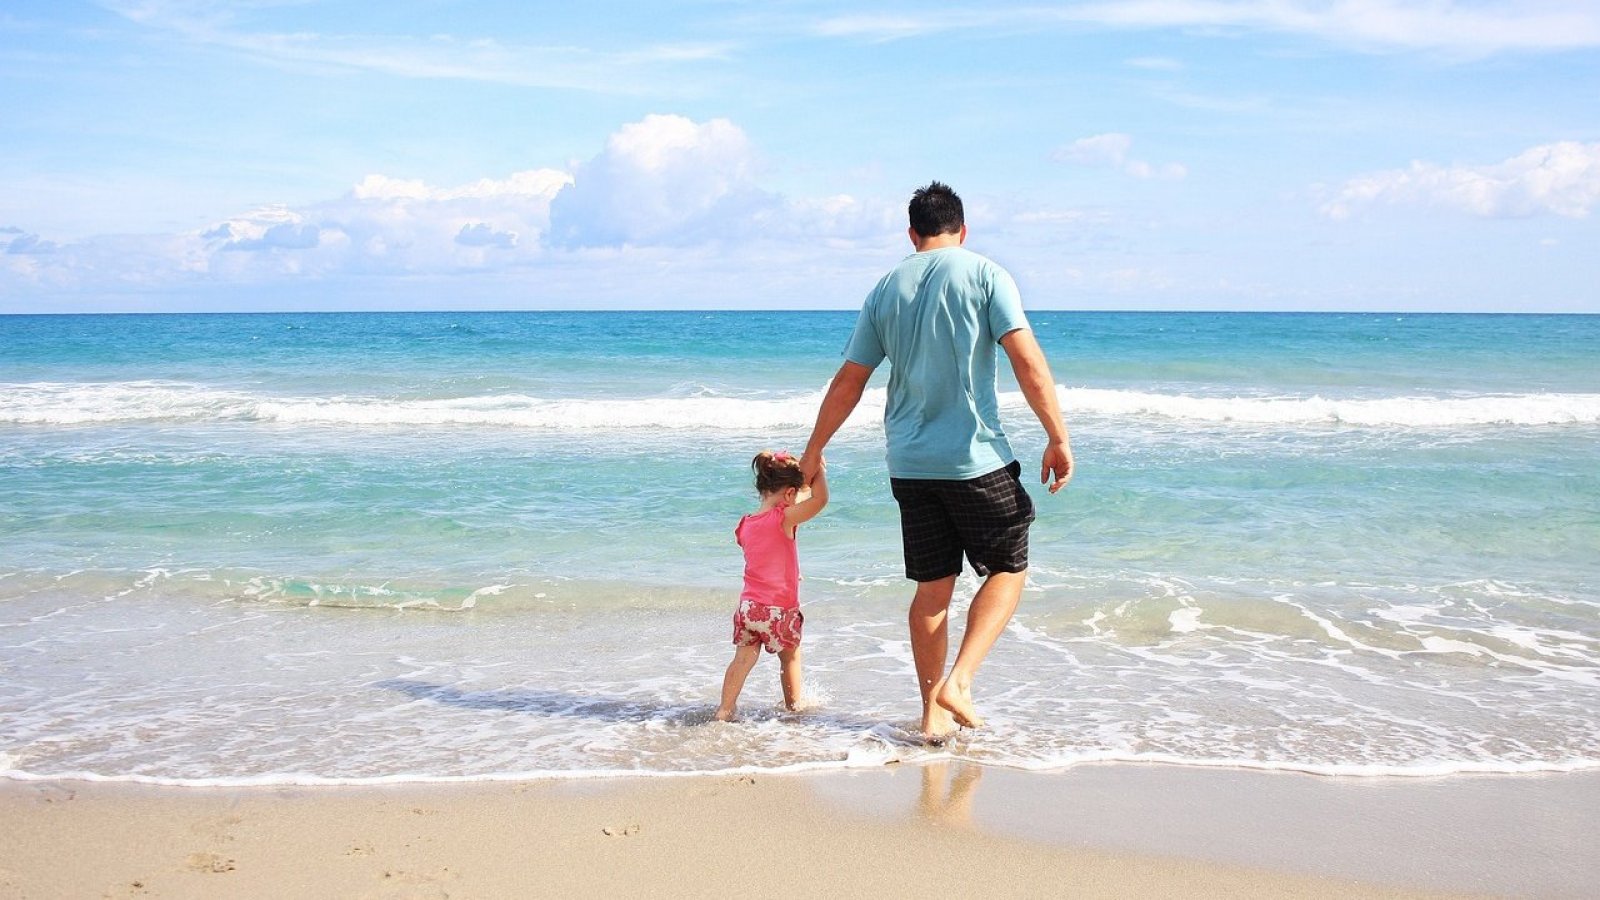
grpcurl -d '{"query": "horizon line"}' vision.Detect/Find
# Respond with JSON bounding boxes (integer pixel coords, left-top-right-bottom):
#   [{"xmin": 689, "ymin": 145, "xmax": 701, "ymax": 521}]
[{"xmin": 3, "ymin": 308, "xmax": 1595, "ymax": 318}]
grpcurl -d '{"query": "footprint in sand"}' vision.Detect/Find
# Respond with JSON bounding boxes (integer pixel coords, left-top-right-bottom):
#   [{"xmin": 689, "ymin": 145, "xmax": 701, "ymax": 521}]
[
  {"xmin": 185, "ymin": 852, "xmax": 236, "ymax": 874},
  {"xmin": 364, "ymin": 869, "xmax": 453, "ymax": 900}
]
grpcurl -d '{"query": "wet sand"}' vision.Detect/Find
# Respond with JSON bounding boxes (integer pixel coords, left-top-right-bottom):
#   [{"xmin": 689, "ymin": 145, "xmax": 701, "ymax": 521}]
[{"xmin": 2, "ymin": 763, "xmax": 1594, "ymax": 899}]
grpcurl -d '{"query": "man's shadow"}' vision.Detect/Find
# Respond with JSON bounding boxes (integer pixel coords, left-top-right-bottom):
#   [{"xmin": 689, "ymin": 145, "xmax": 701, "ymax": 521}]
[{"xmin": 375, "ymin": 678, "xmax": 700, "ymax": 723}]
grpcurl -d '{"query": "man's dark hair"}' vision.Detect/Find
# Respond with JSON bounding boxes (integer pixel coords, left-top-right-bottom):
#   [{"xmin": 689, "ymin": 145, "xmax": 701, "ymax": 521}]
[{"xmin": 908, "ymin": 181, "xmax": 964, "ymax": 238}]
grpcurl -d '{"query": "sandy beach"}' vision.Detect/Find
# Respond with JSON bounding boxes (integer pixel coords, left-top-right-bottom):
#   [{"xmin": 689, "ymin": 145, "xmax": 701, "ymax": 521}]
[{"xmin": 4, "ymin": 763, "xmax": 1594, "ymax": 899}]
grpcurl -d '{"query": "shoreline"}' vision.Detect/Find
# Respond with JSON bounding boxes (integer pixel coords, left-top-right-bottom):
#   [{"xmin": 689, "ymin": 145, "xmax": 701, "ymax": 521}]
[
  {"xmin": 4, "ymin": 763, "xmax": 1594, "ymax": 899},
  {"xmin": 4, "ymin": 752, "xmax": 1596, "ymax": 787}
]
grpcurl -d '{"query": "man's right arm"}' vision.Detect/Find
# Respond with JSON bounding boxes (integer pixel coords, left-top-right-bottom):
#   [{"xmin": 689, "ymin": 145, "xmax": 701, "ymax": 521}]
[{"xmin": 801, "ymin": 360, "xmax": 874, "ymax": 485}]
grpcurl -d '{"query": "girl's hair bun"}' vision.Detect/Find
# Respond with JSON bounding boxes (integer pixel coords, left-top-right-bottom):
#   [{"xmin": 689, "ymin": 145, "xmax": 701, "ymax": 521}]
[{"xmin": 752, "ymin": 450, "xmax": 804, "ymax": 494}]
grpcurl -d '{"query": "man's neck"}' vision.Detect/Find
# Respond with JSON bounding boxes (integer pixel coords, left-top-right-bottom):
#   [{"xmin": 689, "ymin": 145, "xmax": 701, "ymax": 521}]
[{"xmin": 910, "ymin": 227, "xmax": 966, "ymax": 252}]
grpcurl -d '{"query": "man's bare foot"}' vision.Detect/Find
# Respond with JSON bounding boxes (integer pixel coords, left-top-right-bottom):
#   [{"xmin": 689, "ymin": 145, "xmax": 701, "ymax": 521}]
[
  {"xmin": 713, "ymin": 708, "xmax": 734, "ymax": 722},
  {"xmin": 921, "ymin": 703, "xmax": 956, "ymax": 744},
  {"xmin": 935, "ymin": 679, "xmax": 985, "ymax": 729}
]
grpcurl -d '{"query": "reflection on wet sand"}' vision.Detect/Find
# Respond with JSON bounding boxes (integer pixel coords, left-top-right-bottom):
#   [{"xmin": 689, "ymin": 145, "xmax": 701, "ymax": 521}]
[{"xmin": 917, "ymin": 761, "xmax": 983, "ymax": 828}]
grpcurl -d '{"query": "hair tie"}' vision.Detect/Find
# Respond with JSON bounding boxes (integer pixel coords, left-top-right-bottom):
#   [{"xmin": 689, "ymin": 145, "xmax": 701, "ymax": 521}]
[{"xmin": 773, "ymin": 451, "xmax": 793, "ymax": 463}]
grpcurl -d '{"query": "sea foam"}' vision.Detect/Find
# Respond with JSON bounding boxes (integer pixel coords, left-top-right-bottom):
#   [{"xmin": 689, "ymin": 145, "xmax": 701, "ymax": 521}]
[{"xmin": 5, "ymin": 381, "xmax": 1598, "ymax": 430}]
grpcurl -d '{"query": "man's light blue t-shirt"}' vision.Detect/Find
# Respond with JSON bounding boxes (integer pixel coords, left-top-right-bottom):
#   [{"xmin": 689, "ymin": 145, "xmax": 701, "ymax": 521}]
[{"xmin": 843, "ymin": 245, "xmax": 1030, "ymax": 480}]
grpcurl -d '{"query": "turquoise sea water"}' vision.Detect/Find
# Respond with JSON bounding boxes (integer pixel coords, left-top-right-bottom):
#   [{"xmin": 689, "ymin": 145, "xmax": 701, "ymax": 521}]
[{"xmin": 1, "ymin": 310, "xmax": 1597, "ymax": 784}]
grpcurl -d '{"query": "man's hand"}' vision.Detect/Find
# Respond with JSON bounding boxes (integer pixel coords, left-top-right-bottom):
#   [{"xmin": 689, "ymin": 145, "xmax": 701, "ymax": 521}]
[
  {"xmin": 800, "ymin": 452, "xmax": 825, "ymax": 486},
  {"xmin": 1041, "ymin": 440, "xmax": 1073, "ymax": 494}
]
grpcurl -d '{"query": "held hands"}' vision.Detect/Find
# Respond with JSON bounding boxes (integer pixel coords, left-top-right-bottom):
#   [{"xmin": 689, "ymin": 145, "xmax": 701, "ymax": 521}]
[
  {"xmin": 799, "ymin": 452, "xmax": 826, "ymax": 486},
  {"xmin": 1041, "ymin": 441, "xmax": 1073, "ymax": 494}
]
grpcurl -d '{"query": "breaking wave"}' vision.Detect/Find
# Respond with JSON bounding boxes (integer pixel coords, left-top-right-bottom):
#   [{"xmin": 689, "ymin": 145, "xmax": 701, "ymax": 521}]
[{"xmin": 4, "ymin": 381, "xmax": 1598, "ymax": 430}]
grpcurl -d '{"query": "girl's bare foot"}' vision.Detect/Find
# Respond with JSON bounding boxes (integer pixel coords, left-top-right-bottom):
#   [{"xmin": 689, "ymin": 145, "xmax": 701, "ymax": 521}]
[
  {"xmin": 936, "ymin": 678, "xmax": 985, "ymax": 729},
  {"xmin": 713, "ymin": 708, "xmax": 734, "ymax": 722}
]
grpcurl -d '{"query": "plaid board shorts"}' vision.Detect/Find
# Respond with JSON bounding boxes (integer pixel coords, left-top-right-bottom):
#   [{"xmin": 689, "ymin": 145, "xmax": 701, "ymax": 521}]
[
  {"xmin": 890, "ymin": 460, "xmax": 1035, "ymax": 582},
  {"xmin": 732, "ymin": 599, "xmax": 804, "ymax": 654}
]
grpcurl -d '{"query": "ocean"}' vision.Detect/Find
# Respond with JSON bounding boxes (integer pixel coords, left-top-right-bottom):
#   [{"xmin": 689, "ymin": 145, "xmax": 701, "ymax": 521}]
[{"xmin": 1, "ymin": 310, "xmax": 1596, "ymax": 785}]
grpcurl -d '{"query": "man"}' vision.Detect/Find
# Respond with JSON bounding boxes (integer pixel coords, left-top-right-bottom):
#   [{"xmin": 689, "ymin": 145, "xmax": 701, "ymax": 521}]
[{"xmin": 800, "ymin": 181, "xmax": 1073, "ymax": 740}]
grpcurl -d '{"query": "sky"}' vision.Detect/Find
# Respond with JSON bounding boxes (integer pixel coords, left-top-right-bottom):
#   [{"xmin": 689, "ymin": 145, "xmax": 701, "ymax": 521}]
[{"xmin": 2, "ymin": 1, "xmax": 1598, "ymax": 314}]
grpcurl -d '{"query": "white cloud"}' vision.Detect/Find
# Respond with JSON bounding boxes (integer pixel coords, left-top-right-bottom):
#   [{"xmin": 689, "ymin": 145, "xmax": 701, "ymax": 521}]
[
  {"xmin": 239, "ymin": 223, "xmax": 320, "ymax": 250},
  {"xmin": 546, "ymin": 114, "xmax": 779, "ymax": 248},
  {"xmin": 0, "ymin": 114, "xmax": 906, "ymax": 302},
  {"xmin": 1053, "ymin": 133, "xmax": 1187, "ymax": 180},
  {"xmin": 104, "ymin": 1, "xmax": 729, "ymax": 92},
  {"xmin": 814, "ymin": 1, "xmax": 1600, "ymax": 56},
  {"xmin": 171, "ymin": 165, "xmax": 547, "ymax": 277},
  {"xmin": 812, "ymin": 13, "xmax": 987, "ymax": 41},
  {"xmin": 786, "ymin": 193, "xmax": 899, "ymax": 243},
  {"xmin": 1059, "ymin": 133, "xmax": 1135, "ymax": 167},
  {"xmin": 455, "ymin": 223, "xmax": 518, "ymax": 249},
  {"xmin": 3, "ymin": 227, "xmax": 58, "ymax": 255},
  {"xmin": 350, "ymin": 170, "xmax": 571, "ymax": 203},
  {"xmin": 1322, "ymin": 141, "xmax": 1600, "ymax": 220},
  {"xmin": 1010, "ymin": 209, "xmax": 1096, "ymax": 225},
  {"xmin": 218, "ymin": 168, "xmax": 568, "ymax": 272},
  {"xmin": 0, "ymin": 164, "xmax": 577, "ymax": 292}
]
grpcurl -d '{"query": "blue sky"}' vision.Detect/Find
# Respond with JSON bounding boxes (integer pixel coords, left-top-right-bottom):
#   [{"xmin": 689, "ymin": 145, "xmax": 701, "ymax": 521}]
[{"xmin": 2, "ymin": 1, "xmax": 1598, "ymax": 313}]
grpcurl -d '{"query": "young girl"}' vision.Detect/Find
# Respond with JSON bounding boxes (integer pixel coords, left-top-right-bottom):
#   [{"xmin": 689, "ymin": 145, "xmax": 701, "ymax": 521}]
[{"xmin": 714, "ymin": 450, "xmax": 829, "ymax": 721}]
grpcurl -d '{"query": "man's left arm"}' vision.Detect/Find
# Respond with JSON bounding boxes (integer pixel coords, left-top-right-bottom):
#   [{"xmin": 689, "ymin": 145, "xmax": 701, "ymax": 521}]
[{"xmin": 999, "ymin": 328, "xmax": 1073, "ymax": 494}]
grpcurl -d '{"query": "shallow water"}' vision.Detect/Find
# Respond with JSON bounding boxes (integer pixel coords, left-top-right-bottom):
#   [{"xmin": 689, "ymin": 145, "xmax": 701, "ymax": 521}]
[{"xmin": 2, "ymin": 311, "xmax": 1597, "ymax": 784}]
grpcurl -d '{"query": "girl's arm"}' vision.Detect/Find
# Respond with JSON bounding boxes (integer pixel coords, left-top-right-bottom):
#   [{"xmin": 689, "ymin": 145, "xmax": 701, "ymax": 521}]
[{"xmin": 784, "ymin": 464, "xmax": 828, "ymax": 531}]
